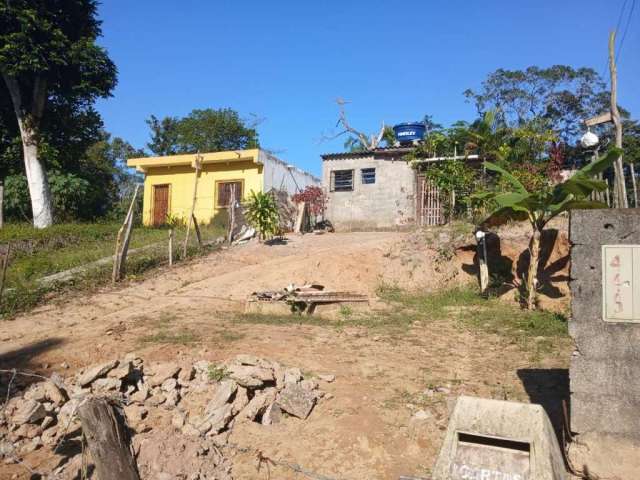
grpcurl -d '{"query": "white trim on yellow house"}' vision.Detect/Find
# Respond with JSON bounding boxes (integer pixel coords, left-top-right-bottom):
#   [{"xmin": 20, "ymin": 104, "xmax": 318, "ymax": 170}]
[{"xmin": 127, "ymin": 148, "xmax": 262, "ymax": 173}]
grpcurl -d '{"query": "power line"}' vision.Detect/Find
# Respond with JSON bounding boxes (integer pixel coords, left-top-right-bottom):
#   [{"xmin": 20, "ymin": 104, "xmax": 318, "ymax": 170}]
[
  {"xmin": 617, "ymin": 0, "xmax": 637, "ymax": 64},
  {"xmin": 601, "ymin": 0, "xmax": 630, "ymax": 86}
]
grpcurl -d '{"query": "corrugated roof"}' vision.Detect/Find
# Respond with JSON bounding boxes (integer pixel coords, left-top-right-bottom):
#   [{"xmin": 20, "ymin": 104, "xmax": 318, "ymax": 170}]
[{"xmin": 321, "ymin": 145, "xmax": 415, "ymax": 160}]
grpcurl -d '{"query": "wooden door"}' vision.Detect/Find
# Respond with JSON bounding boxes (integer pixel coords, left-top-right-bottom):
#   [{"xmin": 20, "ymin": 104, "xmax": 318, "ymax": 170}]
[{"xmin": 152, "ymin": 184, "xmax": 169, "ymax": 226}]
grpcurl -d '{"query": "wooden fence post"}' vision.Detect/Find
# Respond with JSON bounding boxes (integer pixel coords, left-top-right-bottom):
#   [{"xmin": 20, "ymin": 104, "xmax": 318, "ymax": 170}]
[
  {"xmin": 168, "ymin": 229, "xmax": 173, "ymax": 267},
  {"xmin": 112, "ymin": 185, "xmax": 140, "ymax": 283},
  {"xmin": 0, "ymin": 180, "xmax": 4, "ymax": 229},
  {"xmin": 192, "ymin": 214, "xmax": 202, "ymax": 247},
  {"xmin": 0, "ymin": 244, "xmax": 10, "ymax": 307},
  {"xmin": 183, "ymin": 154, "xmax": 202, "ymax": 258},
  {"xmin": 77, "ymin": 397, "xmax": 140, "ymax": 480},
  {"xmin": 227, "ymin": 184, "xmax": 236, "ymax": 244}
]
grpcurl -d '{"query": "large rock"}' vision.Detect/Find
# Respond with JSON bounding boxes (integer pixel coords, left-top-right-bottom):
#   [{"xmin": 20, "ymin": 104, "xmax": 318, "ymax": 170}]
[
  {"xmin": 77, "ymin": 360, "xmax": 119, "ymax": 387},
  {"xmin": 276, "ymin": 384, "xmax": 316, "ymax": 419},
  {"xmin": 92, "ymin": 377, "xmax": 121, "ymax": 392},
  {"xmin": 130, "ymin": 383, "xmax": 149, "ymax": 403},
  {"xmin": 206, "ymin": 380, "xmax": 238, "ymax": 413},
  {"xmin": 261, "ymin": 402, "xmax": 282, "ymax": 425},
  {"xmin": 24, "ymin": 384, "xmax": 46, "ymax": 402},
  {"xmin": 242, "ymin": 388, "xmax": 277, "ymax": 421},
  {"xmin": 124, "ymin": 405, "xmax": 148, "ymax": 430},
  {"xmin": 226, "ymin": 364, "xmax": 274, "ymax": 388},
  {"xmin": 11, "ymin": 399, "xmax": 46, "ymax": 425},
  {"xmin": 108, "ymin": 361, "xmax": 133, "ymax": 380},
  {"xmin": 43, "ymin": 381, "xmax": 66, "ymax": 406},
  {"xmin": 147, "ymin": 362, "xmax": 181, "ymax": 387},
  {"xmin": 205, "ymin": 403, "xmax": 234, "ymax": 435},
  {"xmin": 231, "ymin": 386, "xmax": 249, "ymax": 415},
  {"xmin": 57, "ymin": 397, "xmax": 84, "ymax": 435},
  {"xmin": 283, "ymin": 368, "xmax": 302, "ymax": 385}
]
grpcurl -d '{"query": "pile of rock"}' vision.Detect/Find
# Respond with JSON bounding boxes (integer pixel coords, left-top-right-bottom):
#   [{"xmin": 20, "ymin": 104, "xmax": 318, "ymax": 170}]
[
  {"xmin": 175, "ymin": 354, "xmax": 331, "ymax": 441},
  {"xmin": 0, "ymin": 354, "xmax": 333, "ymax": 478}
]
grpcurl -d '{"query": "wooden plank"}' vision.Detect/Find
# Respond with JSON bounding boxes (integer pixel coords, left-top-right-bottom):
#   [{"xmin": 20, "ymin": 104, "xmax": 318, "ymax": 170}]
[
  {"xmin": 168, "ymin": 229, "xmax": 173, "ymax": 267},
  {"xmin": 294, "ymin": 201, "xmax": 307, "ymax": 234},
  {"xmin": 77, "ymin": 397, "xmax": 140, "ymax": 480},
  {"xmin": 584, "ymin": 112, "xmax": 612, "ymax": 127}
]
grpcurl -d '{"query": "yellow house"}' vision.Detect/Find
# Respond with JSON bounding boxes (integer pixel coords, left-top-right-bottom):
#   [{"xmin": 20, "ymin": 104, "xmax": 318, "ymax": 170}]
[{"xmin": 127, "ymin": 148, "xmax": 320, "ymax": 226}]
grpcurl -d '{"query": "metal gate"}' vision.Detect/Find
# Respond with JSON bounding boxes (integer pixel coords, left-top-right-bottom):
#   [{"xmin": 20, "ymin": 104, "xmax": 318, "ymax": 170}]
[{"xmin": 418, "ymin": 176, "xmax": 444, "ymax": 226}]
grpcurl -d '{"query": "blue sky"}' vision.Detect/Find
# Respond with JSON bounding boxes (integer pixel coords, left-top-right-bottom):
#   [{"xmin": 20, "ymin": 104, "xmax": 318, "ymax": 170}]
[{"xmin": 96, "ymin": 1, "xmax": 639, "ymax": 177}]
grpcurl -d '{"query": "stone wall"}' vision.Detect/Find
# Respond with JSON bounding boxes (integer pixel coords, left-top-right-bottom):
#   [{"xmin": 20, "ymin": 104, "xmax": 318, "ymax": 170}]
[
  {"xmin": 569, "ymin": 209, "xmax": 640, "ymax": 439},
  {"xmin": 322, "ymin": 154, "xmax": 416, "ymax": 231}
]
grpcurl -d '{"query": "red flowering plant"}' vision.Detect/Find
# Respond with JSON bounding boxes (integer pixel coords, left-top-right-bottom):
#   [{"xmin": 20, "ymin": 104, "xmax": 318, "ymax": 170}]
[{"xmin": 292, "ymin": 186, "xmax": 327, "ymax": 225}]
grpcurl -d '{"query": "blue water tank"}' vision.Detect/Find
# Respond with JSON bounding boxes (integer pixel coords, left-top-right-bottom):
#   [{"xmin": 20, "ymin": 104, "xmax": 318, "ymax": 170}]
[{"xmin": 393, "ymin": 122, "xmax": 426, "ymax": 143}]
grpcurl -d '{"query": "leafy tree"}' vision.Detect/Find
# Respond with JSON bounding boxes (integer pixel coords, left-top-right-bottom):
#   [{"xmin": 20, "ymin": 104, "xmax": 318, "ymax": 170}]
[
  {"xmin": 424, "ymin": 160, "xmax": 477, "ymax": 219},
  {"xmin": 0, "ymin": 0, "xmax": 117, "ymax": 228},
  {"xmin": 3, "ymin": 132, "xmax": 142, "ymax": 222},
  {"xmin": 244, "ymin": 191, "xmax": 280, "ymax": 241},
  {"xmin": 146, "ymin": 115, "xmax": 181, "ymax": 156},
  {"xmin": 146, "ymin": 108, "xmax": 259, "ymax": 155},
  {"xmin": 464, "ymin": 65, "xmax": 609, "ymax": 143},
  {"xmin": 476, "ymin": 148, "xmax": 618, "ymax": 309}
]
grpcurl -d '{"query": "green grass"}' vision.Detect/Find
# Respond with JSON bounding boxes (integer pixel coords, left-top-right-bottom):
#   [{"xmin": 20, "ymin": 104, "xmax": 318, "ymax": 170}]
[
  {"xmin": 207, "ymin": 365, "xmax": 228, "ymax": 382},
  {"xmin": 235, "ymin": 284, "xmax": 568, "ymax": 348},
  {"xmin": 377, "ymin": 283, "xmax": 568, "ymax": 338},
  {"xmin": 1, "ymin": 222, "xmax": 225, "ymax": 287},
  {"xmin": 139, "ymin": 328, "xmax": 201, "ymax": 345},
  {"xmin": 0, "ymin": 221, "xmax": 225, "ymax": 318}
]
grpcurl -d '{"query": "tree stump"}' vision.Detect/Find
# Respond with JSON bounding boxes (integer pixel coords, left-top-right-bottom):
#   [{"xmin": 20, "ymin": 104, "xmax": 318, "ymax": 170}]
[{"xmin": 77, "ymin": 397, "xmax": 140, "ymax": 480}]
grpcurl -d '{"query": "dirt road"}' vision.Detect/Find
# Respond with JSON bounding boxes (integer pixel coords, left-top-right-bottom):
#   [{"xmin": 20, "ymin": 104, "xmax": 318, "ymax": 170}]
[{"xmin": 0, "ymin": 232, "xmax": 571, "ymax": 479}]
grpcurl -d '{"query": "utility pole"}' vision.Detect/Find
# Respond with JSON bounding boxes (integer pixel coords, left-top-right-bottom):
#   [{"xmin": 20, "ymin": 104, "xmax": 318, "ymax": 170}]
[{"xmin": 609, "ymin": 30, "xmax": 628, "ymax": 208}]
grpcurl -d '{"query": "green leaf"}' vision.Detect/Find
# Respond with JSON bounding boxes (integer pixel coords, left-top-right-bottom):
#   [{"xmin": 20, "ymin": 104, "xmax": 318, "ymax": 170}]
[
  {"xmin": 548, "ymin": 199, "xmax": 608, "ymax": 220},
  {"xmin": 575, "ymin": 148, "xmax": 620, "ymax": 178},
  {"xmin": 484, "ymin": 161, "xmax": 528, "ymax": 194}
]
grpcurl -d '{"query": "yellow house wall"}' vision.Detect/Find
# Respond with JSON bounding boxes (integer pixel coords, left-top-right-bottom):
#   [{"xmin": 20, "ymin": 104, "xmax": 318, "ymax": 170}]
[{"xmin": 142, "ymin": 160, "xmax": 263, "ymax": 225}]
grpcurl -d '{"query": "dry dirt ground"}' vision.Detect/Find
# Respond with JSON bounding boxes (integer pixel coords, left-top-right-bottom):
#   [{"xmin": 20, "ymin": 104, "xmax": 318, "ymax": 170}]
[{"xmin": 0, "ymin": 230, "xmax": 574, "ymax": 479}]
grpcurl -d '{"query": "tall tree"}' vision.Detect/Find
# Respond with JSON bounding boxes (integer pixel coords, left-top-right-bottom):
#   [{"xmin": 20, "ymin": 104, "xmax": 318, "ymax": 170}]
[
  {"xmin": 146, "ymin": 108, "xmax": 259, "ymax": 156},
  {"xmin": 0, "ymin": 0, "xmax": 117, "ymax": 228},
  {"xmin": 464, "ymin": 65, "xmax": 609, "ymax": 144}
]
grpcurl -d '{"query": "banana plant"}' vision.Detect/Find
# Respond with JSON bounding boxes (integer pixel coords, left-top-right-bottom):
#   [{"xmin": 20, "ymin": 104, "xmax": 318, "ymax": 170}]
[
  {"xmin": 475, "ymin": 148, "xmax": 619, "ymax": 309},
  {"xmin": 244, "ymin": 190, "xmax": 280, "ymax": 242}
]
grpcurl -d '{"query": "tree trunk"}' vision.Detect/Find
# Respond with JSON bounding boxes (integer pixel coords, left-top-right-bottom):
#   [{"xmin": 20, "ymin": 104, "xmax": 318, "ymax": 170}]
[
  {"xmin": 526, "ymin": 228, "xmax": 541, "ymax": 310},
  {"xmin": 630, "ymin": 162, "xmax": 638, "ymax": 208},
  {"xmin": 2, "ymin": 73, "xmax": 54, "ymax": 228},
  {"xmin": 21, "ymin": 134, "xmax": 54, "ymax": 228},
  {"xmin": 77, "ymin": 397, "xmax": 140, "ymax": 480}
]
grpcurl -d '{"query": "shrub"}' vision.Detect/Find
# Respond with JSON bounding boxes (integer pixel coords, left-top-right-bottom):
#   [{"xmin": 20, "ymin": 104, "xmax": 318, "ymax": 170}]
[{"xmin": 244, "ymin": 190, "xmax": 280, "ymax": 241}]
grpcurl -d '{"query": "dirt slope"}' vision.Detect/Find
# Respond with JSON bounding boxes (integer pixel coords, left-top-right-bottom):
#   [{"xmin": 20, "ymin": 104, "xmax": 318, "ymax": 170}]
[{"xmin": 0, "ymin": 230, "xmax": 573, "ymax": 479}]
